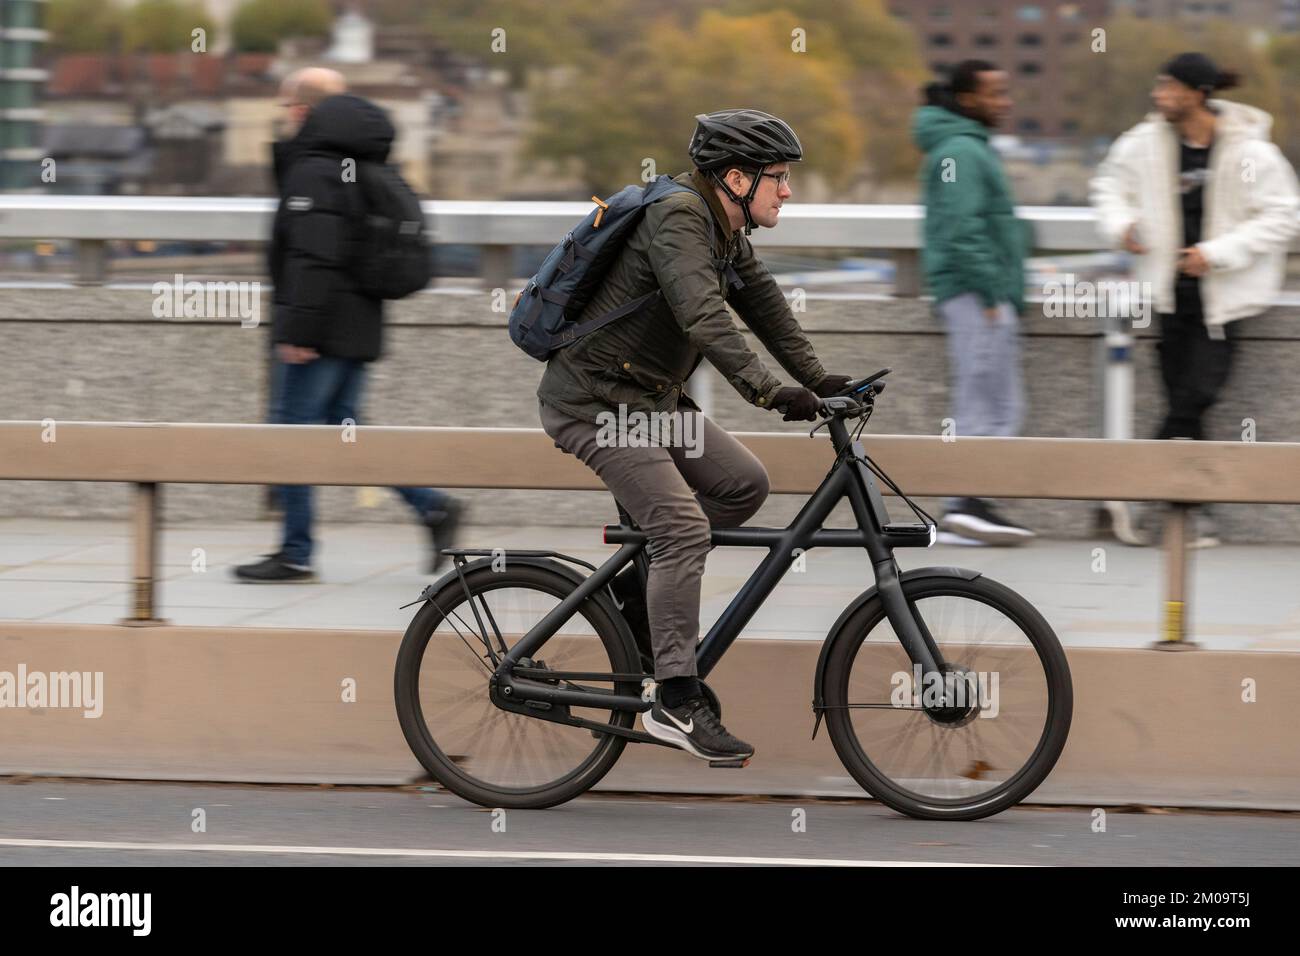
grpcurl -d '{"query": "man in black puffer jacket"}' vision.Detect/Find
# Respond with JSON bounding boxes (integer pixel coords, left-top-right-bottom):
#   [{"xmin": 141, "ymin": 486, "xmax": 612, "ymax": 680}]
[{"xmin": 235, "ymin": 69, "xmax": 461, "ymax": 583}]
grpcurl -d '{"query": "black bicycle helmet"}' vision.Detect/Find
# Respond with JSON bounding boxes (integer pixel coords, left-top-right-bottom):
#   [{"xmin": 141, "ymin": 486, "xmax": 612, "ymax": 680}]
[{"xmin": 688, "ymin": 109, "xmax": 803, "ymax": 234}]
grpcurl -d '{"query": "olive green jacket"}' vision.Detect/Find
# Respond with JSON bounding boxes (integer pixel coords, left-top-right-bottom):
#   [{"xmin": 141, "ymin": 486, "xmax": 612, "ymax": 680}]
[{"xmin": 536, "ymin": 169, "xmax": 829, "ymax": 423}]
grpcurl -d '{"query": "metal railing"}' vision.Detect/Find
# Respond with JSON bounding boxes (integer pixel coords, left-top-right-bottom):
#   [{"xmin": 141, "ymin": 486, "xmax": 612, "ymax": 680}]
[
  {"xmin": 0, "ymin": 195, "xmax": 1186, "ymax": 290},
  {"xmin": 3, "ymin": 420, "xmax": 1297, "ymax": 646},
  {"xmin": 5, "ymin": 195, "xmax": 1300, "ymax": 290}
]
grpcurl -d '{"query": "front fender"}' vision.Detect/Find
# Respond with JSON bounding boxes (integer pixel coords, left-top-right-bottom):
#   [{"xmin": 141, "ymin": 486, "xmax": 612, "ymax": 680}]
[{"xmin": 811, "ymin": 567, "xmax": 983, "ymax": 718}]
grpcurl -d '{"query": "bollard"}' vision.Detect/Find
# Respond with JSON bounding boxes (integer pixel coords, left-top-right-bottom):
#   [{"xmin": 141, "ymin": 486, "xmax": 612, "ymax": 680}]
[
  {"xmin": 1154, "ymin": 502, "xmax": 1197, "ymax": 650},
  {"xmin": 121, "ymin": 482, "xmax": 167, "ymax": 626},
  {"xmin": 892, "ymin": 249, "xmax": 921, "ymax": 297},
  {"xmin": 481, "ymin": 244, "xmax": 515, "ymax": 292},
  {"xmin": 1098, "ymin": 318, "xmax": 1142, "ymax": 544},
  {"xmin": 74, "ymin": 239, "xmax": 107, "ymax": 286}
]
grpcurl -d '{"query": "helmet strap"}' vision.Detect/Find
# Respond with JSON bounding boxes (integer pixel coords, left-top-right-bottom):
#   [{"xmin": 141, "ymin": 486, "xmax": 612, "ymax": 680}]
[{"xmin": 711, "ymin": 165, "xmax": 767, "ymax": 236}]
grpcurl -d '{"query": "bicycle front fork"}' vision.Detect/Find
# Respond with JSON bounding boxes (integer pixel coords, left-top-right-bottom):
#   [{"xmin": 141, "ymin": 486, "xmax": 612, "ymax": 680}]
[{"xmin": 873, "ymin": 556, "xmax": 944, "ymax": 678}]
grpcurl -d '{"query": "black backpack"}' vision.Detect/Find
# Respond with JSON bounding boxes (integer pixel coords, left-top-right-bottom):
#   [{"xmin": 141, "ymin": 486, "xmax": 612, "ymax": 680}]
[{"xmin": 350, "ymin": 161, "xmax": 433, "ymax": 300}]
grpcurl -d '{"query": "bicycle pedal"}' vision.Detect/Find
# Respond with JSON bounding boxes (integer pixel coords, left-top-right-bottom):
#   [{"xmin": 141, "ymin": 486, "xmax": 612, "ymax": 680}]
[{"xmin": 707, "ymin": 758, "xmax": 749, "ymax": 769}]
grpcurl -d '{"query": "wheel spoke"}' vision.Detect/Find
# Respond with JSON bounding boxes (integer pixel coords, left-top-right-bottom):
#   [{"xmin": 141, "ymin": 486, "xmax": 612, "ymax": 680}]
[
  {"xmin": 400, "ymin": 573, "xmax": 632, "ymax": 803},
  {"xmin": 835, "ymin": 583, "xmax": 1065, "ymax": 813}
]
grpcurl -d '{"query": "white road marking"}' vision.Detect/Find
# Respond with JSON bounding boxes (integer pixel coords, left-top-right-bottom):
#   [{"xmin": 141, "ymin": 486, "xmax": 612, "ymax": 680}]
[{"xmin": 0, "ymin": 837, "xmax": 1014, "ymax": 866}]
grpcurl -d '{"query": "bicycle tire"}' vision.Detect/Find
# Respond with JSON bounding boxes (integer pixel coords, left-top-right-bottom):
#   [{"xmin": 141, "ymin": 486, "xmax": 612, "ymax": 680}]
[
  {"xmin": 822, "ymin": 574, "xmax": 1072, "ymax": 821},
  {"xmin": 394, "ymin": 561, "xmax": 641, "ymax": 809}
]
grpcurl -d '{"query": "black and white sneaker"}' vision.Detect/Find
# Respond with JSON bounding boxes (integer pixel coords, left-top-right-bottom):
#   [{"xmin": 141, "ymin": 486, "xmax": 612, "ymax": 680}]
[
  {"xmin": 642, "ymin": 696, "xmax": 754, "ymax": 762},
  {"xmin": 940, "ymin": 498, "xmax": 1035, "ymax": 546}
]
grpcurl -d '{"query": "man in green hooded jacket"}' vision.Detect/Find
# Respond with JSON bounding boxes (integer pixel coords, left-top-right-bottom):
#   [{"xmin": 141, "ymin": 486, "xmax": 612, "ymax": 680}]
[{"xmin": 913, "ymin": 60, "xmax": 1035, "ymax": 546}]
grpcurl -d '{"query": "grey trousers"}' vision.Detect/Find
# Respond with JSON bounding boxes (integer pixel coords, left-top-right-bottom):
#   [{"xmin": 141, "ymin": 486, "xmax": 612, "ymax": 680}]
[
  {"xmin": 938, "ymin": 292, "xmax": 1025, "ymax": 509},
  {"xmin": 539, "ymin": 399, "xmax": 770, "ymax": 680}
]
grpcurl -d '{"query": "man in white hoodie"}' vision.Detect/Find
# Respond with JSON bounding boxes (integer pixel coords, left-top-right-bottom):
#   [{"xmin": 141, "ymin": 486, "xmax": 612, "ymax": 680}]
[{"xmin": 1090, "ymin": 52, "xmax": 1300, "ymax": 545}]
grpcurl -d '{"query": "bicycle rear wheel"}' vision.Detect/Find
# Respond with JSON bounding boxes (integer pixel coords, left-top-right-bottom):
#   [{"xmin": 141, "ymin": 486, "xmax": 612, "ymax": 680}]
[
  {"xmin": 394, "ymin": 561, "xmax": 641, "ymax": 809},
  {"xmin": 822, "ymin": 574, "xmax": 1072, "ymax": 821}
]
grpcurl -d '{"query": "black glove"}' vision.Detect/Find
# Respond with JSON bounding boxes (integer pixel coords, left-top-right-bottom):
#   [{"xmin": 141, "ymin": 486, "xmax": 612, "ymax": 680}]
[
  {"xmin": 770, "ymin": 386, "xmax": 821, "ymax": 422},
  {"xmin": 811, "ymin": 374, "xmax": 853, "ymax": 398}
]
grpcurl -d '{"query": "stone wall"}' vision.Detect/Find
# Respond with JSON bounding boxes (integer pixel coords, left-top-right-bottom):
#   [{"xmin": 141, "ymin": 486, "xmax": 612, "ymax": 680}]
[{"xmin": 2, "ymin": 286, "xmax": 1298, "ymax": 541}]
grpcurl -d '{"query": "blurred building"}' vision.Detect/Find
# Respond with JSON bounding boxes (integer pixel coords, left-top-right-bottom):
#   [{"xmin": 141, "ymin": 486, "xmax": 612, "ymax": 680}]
[
  {"xmin": 1110, "ymin": 0, "xmax": 1300, "ymax": 32},
  {"xmin": 44, "ymin": 52, "xmax": 277, "ymax": 193},
  {"xmin": 891, "ymin": 1, "xmax": 1300, "ymax": 140},
  {"xmin": 0, "ymin": 0, "xmax": 48, "ymax": 190},
  {"xmin": 887, "ymin": 1, "xmax": 1109, "ymax": 139},
  {"xmin": 41, "ymin": 10, "xmax": 442, "ymax": 195},
  {"xmin": 40, "ymin": 123, "xmax": 151, "ymax": 193}
]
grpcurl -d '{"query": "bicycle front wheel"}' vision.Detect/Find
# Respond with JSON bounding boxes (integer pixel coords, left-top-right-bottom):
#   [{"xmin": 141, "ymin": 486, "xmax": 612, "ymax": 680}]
[
  {"xmin": 394, "ymin": 561, "xmax": 641, "ymax": 809},
  {"xmin": 822, "ymin": 574, "xmax": 1072, "ymax": 821}
]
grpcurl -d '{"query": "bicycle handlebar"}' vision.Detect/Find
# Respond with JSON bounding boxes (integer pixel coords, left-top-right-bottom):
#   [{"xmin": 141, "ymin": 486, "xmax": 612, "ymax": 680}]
[{"xmin": 814, "ymin": 367, "xmax": 892, "ymax": 419}]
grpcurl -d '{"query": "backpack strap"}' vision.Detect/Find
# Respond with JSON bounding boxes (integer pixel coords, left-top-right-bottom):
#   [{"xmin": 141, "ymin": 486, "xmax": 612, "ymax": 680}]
[
  {"xmin": 521, "ymin": 284, "xmax": 572, "ymax": 328},
  {"xmin": 553, "ymin": 289, "xmax": 662, "ymax": 348},
  {"xmin": 557, "ymin": 235, "xmax": 598, "ymax": 275},
  {"xmin": 666, "ymin": 178, "xmax": 745, "ymax": 293},
  {"xmin": 712, "ymin": 255, "xmax": 744, "ymax": 292}
]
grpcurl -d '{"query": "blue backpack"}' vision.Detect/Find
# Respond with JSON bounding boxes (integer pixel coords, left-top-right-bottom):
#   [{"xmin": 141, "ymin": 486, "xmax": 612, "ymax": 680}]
[{"xmin": 509, "ymin": 175, "xmax": 705, "ymax": 361}]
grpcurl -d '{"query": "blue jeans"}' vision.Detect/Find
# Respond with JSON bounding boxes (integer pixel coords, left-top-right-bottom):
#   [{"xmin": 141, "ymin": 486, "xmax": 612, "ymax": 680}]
[
  {"xmin": 278, "ymin": 355, "xmax": 449, "ymax": 566},
  {"xmin": 938, "ymin": 293, "xmax": 1024, "ymax": 511},
  {"xmin": 267, "ymin": 351, "xmax": 287, "ymax": 509}
]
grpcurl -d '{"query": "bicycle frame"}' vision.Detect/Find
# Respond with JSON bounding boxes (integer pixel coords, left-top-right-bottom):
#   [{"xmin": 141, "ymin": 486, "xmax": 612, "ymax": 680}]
[{"xmin": 480, "ymin": 411, "xmax": 948, "ymax": 719}]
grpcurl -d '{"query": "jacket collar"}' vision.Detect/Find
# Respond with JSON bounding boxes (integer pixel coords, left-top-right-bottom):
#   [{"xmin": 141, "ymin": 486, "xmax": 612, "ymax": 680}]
[{"xmin": 684, "ymin": 168, "xmax": 738, "ymax": 242}]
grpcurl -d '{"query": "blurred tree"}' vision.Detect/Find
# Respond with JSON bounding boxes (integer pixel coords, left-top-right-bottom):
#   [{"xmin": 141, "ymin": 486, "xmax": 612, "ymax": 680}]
[
  {"xmin": 230, "ymin": 0, "xmax": 332, "ymax": 54},
  {"xmin": 718, "ymin": 0, "xmax": 927, "ymax": 185},
  {"xmin": 527, "ymin": 10, "xmax": 864, "ymax": 195},
  {"xmin": 369, "ymin": 0, "xmax": 431, "ymax": 29},
  {"xmin": 431, "ymin": 0, "xmax": 920, "ymax": 189},
  {"xmin": 1268, "ymin": 35, "xmax": 1300, "ymax": 169},
  {"xmin": 46, "ymin": 0, "xmax": 125, "ymax": 53},
  {"xmin": 1064, "ymin": 14, "xmax": 1281, "ymax": 142},
  {"xmin": 430, "ymin": 0, "xmax": 642, "ymax": 86},
  {"xmin": 121, "ymin": 0, "xmax": 214, "ymax": 52}
]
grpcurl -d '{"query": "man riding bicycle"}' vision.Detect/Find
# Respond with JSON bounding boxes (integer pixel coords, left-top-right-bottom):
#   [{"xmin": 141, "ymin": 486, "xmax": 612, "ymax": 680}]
[{"xmin": 536, "ymin": 109, "xmax": 851, "ymax": 762}]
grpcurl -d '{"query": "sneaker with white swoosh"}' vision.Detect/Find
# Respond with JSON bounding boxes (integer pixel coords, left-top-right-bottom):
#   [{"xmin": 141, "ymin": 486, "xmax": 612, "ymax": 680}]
[{"xmin": 641, "ymin": 696, "xmax": 754, "ymax": 762}]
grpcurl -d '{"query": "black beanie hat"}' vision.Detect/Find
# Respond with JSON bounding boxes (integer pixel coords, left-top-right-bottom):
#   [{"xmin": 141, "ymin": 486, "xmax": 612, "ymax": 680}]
[{"xmin": 1161, "ymin": 52, "xmax": 1240, "ymax": 96}]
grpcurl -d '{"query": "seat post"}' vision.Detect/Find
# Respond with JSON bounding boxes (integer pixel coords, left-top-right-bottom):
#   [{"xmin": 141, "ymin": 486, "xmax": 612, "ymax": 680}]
[
  {"xmin": 614, "ymin": 498, "xmax": 636, "ymax": 529},
  {"xmin": 612, "ymin": 498, "xmax": 650, "ymax": 588}
]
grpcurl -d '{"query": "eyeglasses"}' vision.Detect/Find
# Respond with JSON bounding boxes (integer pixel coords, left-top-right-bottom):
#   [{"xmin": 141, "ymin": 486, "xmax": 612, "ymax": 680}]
[{"xmin": 757, "ymin": 170, "xmax": 791, "ymax": 187}]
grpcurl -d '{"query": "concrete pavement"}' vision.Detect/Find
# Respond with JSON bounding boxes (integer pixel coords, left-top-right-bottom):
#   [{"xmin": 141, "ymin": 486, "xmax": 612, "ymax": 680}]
[
  {"xmin": 0, "ymin": 778, "xmax": 1294, "ymax": 866},
  {"xmin": 0, "ymin": 516, "xmax": 1297, "ymax": 651}
]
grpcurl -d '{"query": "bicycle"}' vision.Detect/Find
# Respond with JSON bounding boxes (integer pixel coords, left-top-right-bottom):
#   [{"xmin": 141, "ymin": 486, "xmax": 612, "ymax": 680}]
[{"xmin": 393, "ymin": 369, "xmax": 1073, "ymax": 820}]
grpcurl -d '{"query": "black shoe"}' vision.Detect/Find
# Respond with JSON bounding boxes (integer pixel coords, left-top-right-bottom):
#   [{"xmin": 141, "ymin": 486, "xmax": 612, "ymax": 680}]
[
  {"xmin": 424, "ymin": 499, "xmax": 464, "ymax": 573},
  {"xmin": 610, "ymin": 565, "xmax": 653, "ymax": 671},
  {"xmin": 642, "ymin": 695, "xmax": 754, "ymax": 762},
  {"xmin": 232, "ymin": 552, "xmax": 315, "ymax": 583},
  {"xmin": 940, "ymin": 498, "xmax": 1035, "ymax": 546}
]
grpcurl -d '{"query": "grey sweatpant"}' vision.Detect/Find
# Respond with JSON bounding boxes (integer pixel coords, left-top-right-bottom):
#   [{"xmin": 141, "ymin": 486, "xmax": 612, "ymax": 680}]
[
  {"xmin": 539, "ymin": 399, "xmax": 769, "ymax": 680},
  {"xmin": 938, "ymin": 293, "xmax": 1025, "ymax": 509}
]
